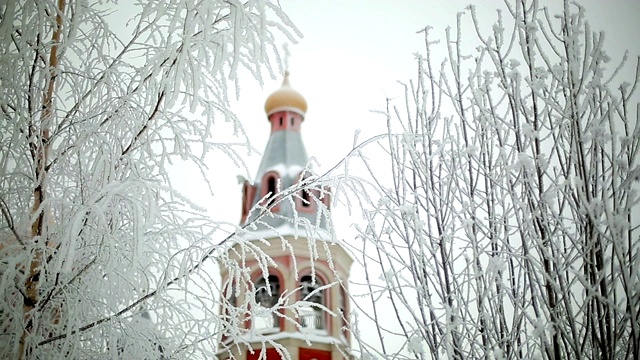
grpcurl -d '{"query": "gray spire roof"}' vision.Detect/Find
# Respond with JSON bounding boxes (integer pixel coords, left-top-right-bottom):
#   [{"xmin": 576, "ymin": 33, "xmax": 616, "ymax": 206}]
[
  {"xmin": 245, "ymin": 127, "xmax": 331, "ymax": 235},
  {"xmin": 254, "ymin": 129, "xmax": 309, "ymax": 184}
]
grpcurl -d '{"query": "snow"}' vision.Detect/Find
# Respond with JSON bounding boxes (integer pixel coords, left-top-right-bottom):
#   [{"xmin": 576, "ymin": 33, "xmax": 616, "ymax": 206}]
[
  {"xmin": 262, "ymin": 163, "xmax": 307, "ymax": 180},
  {"xmin": 239, "ymin": 223, "xmax": 334, "ymax": 242},
  {"xmin": 407, "ymin": 335, "xmax": 424, "ymax": 354},
  {"xmin": 217, "ymin": 330, "xmax": 343, "ymax": 356}
]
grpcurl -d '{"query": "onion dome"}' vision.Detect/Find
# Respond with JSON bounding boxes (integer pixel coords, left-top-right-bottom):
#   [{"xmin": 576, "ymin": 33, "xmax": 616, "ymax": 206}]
[{"xmin": 264, "ymin": 71, "xmax": 307, "ymax": 117}]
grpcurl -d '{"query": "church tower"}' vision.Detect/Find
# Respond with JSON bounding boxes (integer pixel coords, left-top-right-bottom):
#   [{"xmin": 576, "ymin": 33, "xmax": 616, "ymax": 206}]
[{"xmin": 217, "ymin": 72, "xmax": 353, "ymax": 360}]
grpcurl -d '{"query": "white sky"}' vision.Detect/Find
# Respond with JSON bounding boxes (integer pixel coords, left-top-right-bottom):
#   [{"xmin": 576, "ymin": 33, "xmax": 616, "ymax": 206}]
[
  {"xmin": 203, "ymin": 0, "xmax": 640, "ymax": 237},
  {"xmin": 171, "ymin": 0, "xmax": 639, "ymax": 354}
]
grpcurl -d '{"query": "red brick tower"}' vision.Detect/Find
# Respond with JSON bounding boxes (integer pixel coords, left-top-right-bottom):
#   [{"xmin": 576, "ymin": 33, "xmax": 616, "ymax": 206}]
[{"xmin": 217, "ymin": 72, "xmax": 353, "ymax": 360}]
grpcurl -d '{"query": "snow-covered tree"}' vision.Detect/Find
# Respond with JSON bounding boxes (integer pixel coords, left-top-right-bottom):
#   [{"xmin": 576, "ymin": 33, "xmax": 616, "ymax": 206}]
[
  {"xmin": 0, "ymin": 1, "xmax": 298, "ymax": 358},
  {"xmin": 347, "ymin": 1, "xmax": 640, "ymax": 359}
]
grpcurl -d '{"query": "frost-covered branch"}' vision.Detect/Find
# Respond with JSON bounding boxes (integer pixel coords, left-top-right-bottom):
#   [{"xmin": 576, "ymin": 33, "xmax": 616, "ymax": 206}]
[
  {"xmin": 0, "ymin": 0, "xmax": 300, "ymax": 358},
  {"xmin": 343, "ymin": 1, "xmax": 640, "ymax": 359}
]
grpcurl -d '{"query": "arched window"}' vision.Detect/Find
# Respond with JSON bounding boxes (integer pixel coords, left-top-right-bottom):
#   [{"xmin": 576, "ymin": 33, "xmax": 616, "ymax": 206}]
[
  {"xmin": 266, "ymin": 177, "xmax": 277, "ymax": 206},
  {"xmin": 241, "ymin": 182, "xmax": 256, "ymax": 224},
  {"xmin": 299, "ymin": 275, "xmax": 325, "ymax": 330},
  {"xmin": 261, "ymin": 172, "xmax": 280, "ymax": 211},
  {"xmin": 242, "ymin": 183, "xmax": 250, "ymax": 220},
  {"xmin": 255, "ymin": 275, "xmax": 280, "ymax": 307},
  {"xmin": 322, "ymin": 186, "xmax": 332, "ymax": 210},
  {"xmin": 339, "ymin": 285, "xmax": 349, "ymax": 341},
  {"xmin": 301, "ymin": 189, "xmax": 312, "ymax": 208},
  {"xmin": 253, "ymin": 275, "xmax": 281, "ymax": 330},
  {"xmin": 295, "ymin": 172, "xmax": 317, "ymax": 213}
]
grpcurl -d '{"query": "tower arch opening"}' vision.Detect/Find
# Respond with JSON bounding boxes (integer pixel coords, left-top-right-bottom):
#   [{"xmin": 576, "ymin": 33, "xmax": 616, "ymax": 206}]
[
  {"xmin": 299, "ymin": 274, "xmax": 325, "ymax": 330},
  {"xmin": 295, "ymin": 172, "xmax": 319, "ymax": 213},
  {"xmin": 339, "ymin": 285, "xmax": 349, "ymax": 343},
  {"xmin": 253, "ymin": 274, "xmax": 282, "ymax": 331},
  {"xmin": 261, "ymin": 171, "xmax": 281, "ymax": 211},
  {"xmin": 241, "ymin": 182, "xmax": 257, "ymax": 224}
]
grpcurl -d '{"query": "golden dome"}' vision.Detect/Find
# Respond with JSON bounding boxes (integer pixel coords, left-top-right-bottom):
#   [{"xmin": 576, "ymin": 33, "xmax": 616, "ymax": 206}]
[{"xmin": 264, "ymin": 71, "xmax": 307, "ymax": 117}]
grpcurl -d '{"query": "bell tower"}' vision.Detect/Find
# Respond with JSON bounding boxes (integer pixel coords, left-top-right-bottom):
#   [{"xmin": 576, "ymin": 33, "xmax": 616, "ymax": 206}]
[{"xmin": 217, "ymin": 72, "xmax": 353, "ymax": 360}]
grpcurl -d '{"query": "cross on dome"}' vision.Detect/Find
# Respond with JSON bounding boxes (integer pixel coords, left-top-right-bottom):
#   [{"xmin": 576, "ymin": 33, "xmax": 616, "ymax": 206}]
[{"xmin": 283, "ymin": 42, "xmax": 291, "ymax": 72}]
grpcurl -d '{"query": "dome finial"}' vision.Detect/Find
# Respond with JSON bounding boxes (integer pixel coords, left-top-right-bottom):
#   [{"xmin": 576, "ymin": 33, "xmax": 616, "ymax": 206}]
[
  {"xmin": 282, "ymin": 70, "xmax": 290, "ymax": 87},
  {"xmin": 264, "ymin": 61, "xmax": 307, "ymax": 116},
  {"xmin": 283, "ymin": 42, "xmax": 291, "ymax": 76},
  {"xmin": 264, "ymin": 43, "xmax": 307, "ymax": 117}
]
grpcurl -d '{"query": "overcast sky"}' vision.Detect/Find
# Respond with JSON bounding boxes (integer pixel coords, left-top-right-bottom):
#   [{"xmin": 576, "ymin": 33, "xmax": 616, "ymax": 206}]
[
  {"xmin": 199, "ymin": 0, "xmax": 640, "ymax": 236},
  {"xmin": 164, "ymin": 0, "xmax": 640, "ymax": 353}
]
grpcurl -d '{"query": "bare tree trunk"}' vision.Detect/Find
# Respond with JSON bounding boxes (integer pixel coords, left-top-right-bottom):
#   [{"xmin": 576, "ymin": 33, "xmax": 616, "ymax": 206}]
[{"xmin": 19, "ymin": 1, "xmax": 65, "ymax": 358}]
